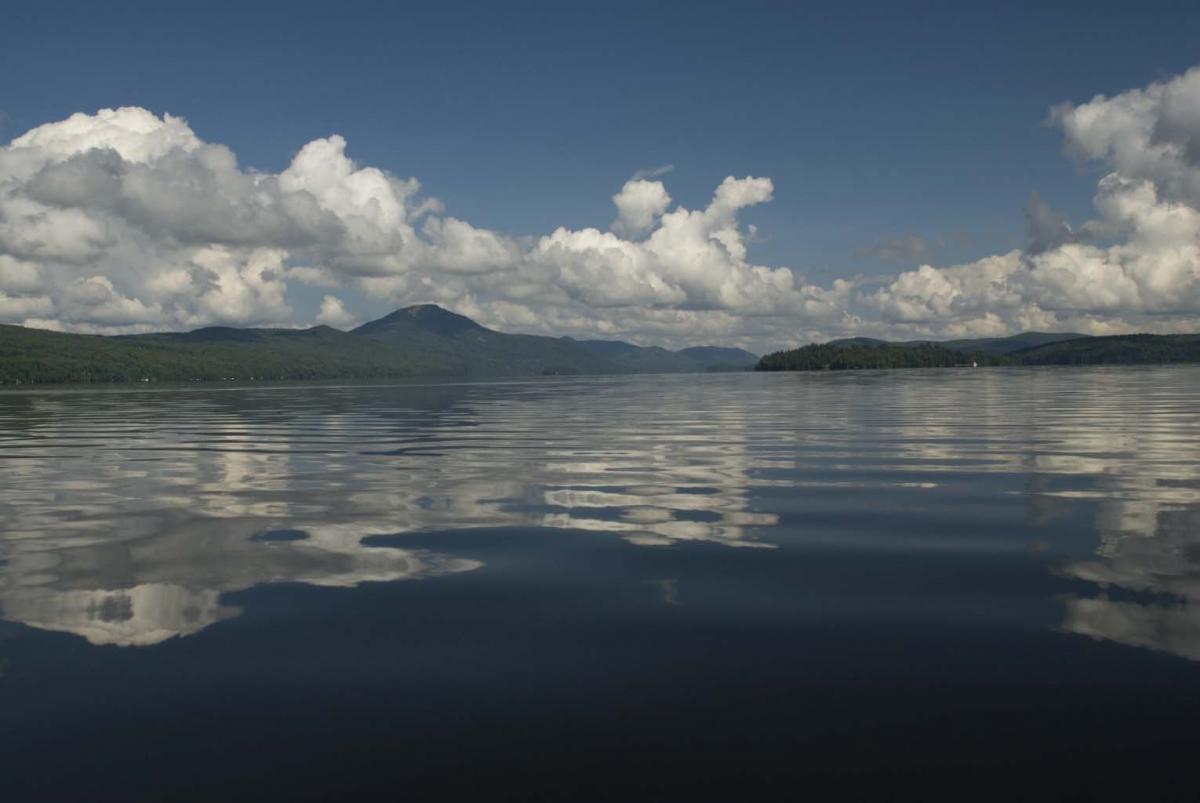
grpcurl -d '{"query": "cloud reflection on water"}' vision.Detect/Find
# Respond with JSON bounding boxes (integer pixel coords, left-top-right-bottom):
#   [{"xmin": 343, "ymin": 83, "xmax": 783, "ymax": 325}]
[
  {"xmin": 0, "ymin": 369, "xmax": 1199, "ymax": 654},
  {"xmin": 0, "ymin": 378, "xmax": 780, "ymax": 645}
]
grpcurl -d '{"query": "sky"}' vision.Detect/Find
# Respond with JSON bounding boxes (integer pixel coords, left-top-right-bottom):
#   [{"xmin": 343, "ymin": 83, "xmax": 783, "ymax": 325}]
[{"xmin": 1, "ymin": 0, "xmax": 1200, "ymax": 350}]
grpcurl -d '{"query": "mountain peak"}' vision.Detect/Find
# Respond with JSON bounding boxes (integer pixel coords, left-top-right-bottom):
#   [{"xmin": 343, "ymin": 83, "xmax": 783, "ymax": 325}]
[{"xmin": 354, "ymin": 304, "xmax": 487, "ymax": 337}]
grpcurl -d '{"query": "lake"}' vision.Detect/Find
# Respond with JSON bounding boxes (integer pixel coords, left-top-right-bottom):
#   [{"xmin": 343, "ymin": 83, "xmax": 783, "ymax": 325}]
[{"xmin": 2, "ymin": 369, "xmax": 1199, "ymax": 800}]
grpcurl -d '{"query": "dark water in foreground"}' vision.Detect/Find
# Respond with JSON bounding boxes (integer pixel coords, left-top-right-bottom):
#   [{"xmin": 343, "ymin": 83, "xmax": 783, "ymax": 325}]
[{"xmin": 2, "ymin": 369, "xmax": 1199, "ymax": 800}]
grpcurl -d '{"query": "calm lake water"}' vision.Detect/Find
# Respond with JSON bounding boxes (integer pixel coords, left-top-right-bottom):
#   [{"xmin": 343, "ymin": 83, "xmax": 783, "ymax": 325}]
[{"xmin": 2, "ymin": 369, "xmax": 1199, "ymax": 800}]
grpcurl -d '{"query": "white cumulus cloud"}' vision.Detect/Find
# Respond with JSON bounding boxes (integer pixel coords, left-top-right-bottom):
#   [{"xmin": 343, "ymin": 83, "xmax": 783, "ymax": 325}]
[
  {"xmin": 862, "ymin": 67, "xmax": 1200, "ymax": 340},
  {"xmin": 611, "ymin": 178, "xmax": 672, "ymax": 239},
  {"xmin": 3, "ymin": 68, "xmax": 1200, "ymax": 349},
  {"xmin": 315, "ymin": 294, "xmax": 359, "ymax": 330}
]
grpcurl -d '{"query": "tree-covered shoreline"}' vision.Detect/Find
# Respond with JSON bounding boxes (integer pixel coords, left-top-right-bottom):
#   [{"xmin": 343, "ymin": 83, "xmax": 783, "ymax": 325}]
[
  {"xmin": 6, "ymin": 308, "xmax": 1200, "ymax": 386},
  {"xmin": 755, "ymin": 334, "xmax": 1200, "ymax": 372},
  {"xmin": 755, "ymin": 343, "xmax": 999, "ymax": 371}
]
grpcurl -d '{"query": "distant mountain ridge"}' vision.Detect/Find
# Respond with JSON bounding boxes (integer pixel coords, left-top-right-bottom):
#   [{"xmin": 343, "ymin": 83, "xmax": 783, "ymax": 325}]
[
  {"xmin": 0, "ymin": 305, "xmax": 757, "ymax": 385},
  {"xmin": 565, "ymin": 338, "xmax": 758, "ymax": 373},
  {"xmin": 1014, "ymin": 333, "xmax": 1200, "ymax": 365},
  {"xmin": 351, "ymin": 305, "xmax": 614, "ymax": 377},
  {"xmin": 759, "ymin": 332, "xmax": 1200, "ymax": 371},
  {"xmin": 826, "ymin": 331, "xmax": 1087, "ymax": 355},
  {"xmin": 6, "ymin": 309, "xmax": 1196, "ymax": 385}
]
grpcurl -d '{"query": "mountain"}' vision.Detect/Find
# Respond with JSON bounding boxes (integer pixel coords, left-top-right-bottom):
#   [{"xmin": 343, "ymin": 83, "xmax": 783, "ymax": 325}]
[
  {"xmin": 827, "ymin": 331, "xmax": 1086, "ymax": 355},
  {"xmin": 677, "ymin": 346, "xmax": 760, "ymax": 368},
  {"xmin": 567, "ymin": 339, "xmax": 758, "ymax": 373},
  {"xmin": 757, "ymin": 332, "xmax": 1200, "ymax": 372},
  {"xmin": 354, "ymin": 304, "xmax": 484, "ymax": 338},
  {"xmin": 938, "ymin": 332, "xmax": 1088, "ymax": 355},
  {"xmin": 822, "ymin": 337, "xmax": 889, "ymax": 348},
  {"xmin": 568, "ymin": 339, "xmax": 695, "ymax": 373},
  {"xmin": 0, "ymin": 323, "xmax": 443, "ymax": 384},
  {"xmin": 352, "ymin": 305, "xmax": 615, "ymax": 376},
  {"xmin": 0, "ymin": 304, "xmax": 756, "ymax": 385},
  {"xmin": 1013, "ymin": 333, "xmax": 1200, "ymax": 365},
  {"xmin": 14, "ymin": 306, "xmax": 1192, "ymax": 386}
]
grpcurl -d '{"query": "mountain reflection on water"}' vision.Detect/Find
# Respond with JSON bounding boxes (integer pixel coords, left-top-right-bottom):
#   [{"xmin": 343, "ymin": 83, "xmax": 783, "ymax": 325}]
[{"xmin": 0, "ymin": 369, "xmax": 1198, "ymax": 658}]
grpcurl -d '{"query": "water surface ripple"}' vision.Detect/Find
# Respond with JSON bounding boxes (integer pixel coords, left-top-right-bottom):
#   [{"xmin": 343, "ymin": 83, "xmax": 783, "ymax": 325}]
[{"xmin": 2, "ymin": 368, "xmax": 1199, "ymax": 799}]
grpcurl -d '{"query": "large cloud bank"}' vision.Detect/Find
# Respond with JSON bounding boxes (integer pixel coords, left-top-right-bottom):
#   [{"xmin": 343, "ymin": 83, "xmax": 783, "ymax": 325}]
[
  {"xmin": 862, "ymin": 67, "xmax": 1200, "ymax": 340},
  {"xmin": 3, "ymin": 67, "xmax": 1200, "ymax": 347}
]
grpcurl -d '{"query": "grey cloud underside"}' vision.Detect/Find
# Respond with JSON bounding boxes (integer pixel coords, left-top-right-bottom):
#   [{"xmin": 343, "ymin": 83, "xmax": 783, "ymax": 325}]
[
  {"xmin": 857, "ymin": 234, "xmax": 932, "ymax": 264},
  {"xmin": 3, "ymin": 68, "xmax": 1200, "ymax": 349},
  {"xmin": 1024, "ymin": 192, "xmax": 1078, "ymax": 255}
]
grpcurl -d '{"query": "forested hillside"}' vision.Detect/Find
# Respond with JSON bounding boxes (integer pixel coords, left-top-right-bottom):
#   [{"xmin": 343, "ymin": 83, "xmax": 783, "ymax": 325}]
[
  {"xmin": 756, "ymin": 343, "xmax": 993, "ymax": 371},
  {"xmin": 756, "ymin": 333, "xmax": 1200, "ymax": 372}
]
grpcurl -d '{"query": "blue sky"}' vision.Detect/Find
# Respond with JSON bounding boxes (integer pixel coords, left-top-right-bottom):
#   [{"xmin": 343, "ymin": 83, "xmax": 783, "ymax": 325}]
[{"xmin": 2, "ymin": 0, "xmax": 1200, "ymax": 346}]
